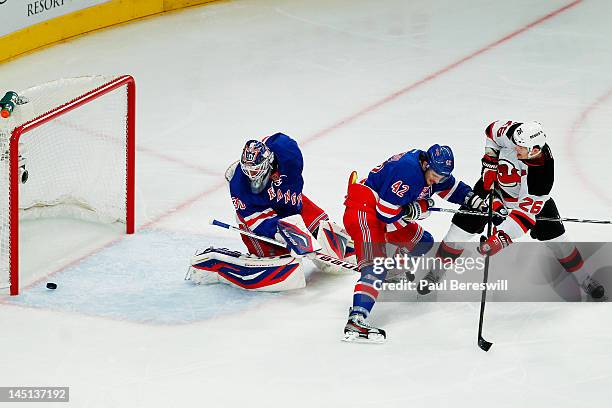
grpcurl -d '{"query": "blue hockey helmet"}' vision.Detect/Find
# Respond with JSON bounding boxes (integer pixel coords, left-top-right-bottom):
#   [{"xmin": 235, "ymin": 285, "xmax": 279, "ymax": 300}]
[
  {"xmin": 426, "ymin": 144, "xmax": 454, "ymax": 178},
  {"xmin": 240, "ymin": 140, "xmax": 274, "ymax": 193}
]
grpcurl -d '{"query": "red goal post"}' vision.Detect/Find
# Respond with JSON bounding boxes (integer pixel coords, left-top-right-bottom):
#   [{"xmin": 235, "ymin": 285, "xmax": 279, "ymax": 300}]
[{"xmin": 1, "ymin": 75, "xmax": 135, "ymax": 295}]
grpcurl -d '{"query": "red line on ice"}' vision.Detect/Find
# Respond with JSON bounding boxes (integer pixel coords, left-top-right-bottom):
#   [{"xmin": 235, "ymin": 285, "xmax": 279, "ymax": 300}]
[
  {"xmin": 566, "ymin": 87, "xmax": 612, "ymax": 204},
  {"xmin": 22, "ymin": 0, "xmax": 583, "ymax": 292},
  {"xmin": 301, "ymin": 0, "xmax": 583, "ymax": 145},
  {"xmin": 148, "ymin": 0, "xmax": 583, "ymax": 226}
]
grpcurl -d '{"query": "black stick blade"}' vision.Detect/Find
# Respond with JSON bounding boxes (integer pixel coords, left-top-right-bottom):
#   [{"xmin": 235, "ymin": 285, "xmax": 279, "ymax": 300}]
[{"xmin": 478, "ymin": 336, "xmax": 493, "ymax": 352}]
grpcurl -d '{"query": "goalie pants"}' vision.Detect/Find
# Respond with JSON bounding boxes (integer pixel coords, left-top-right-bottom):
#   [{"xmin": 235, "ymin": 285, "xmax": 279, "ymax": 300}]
[{"xmin": 238, "ymin": 194, "xmax": 328, "ymax": 257}]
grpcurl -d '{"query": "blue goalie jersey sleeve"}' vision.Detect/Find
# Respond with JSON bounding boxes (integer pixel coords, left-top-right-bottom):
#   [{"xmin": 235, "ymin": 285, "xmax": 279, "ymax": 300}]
[{"xmin": 264, "ymin": 133, "xmax": 304, "ymax": 179}]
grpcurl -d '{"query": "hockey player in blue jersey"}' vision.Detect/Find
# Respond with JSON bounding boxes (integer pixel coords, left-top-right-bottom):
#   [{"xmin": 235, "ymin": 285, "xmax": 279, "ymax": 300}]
[
  {"xmin": 342, "ymin": 145, "xmax": 485, "ymax": 342},
  {"xmin": 227, "ymin": 133, "xmax": 330, "ymax": 257},
  {"xmin": 188, "ymin": 132, "xmax": 356, "ymax": 291}
]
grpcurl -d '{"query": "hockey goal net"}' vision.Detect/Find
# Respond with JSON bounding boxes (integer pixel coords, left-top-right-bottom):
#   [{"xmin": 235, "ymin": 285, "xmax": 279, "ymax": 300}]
[{"xmin": 0, "ymin": 75, "xmax": 135, "ymax": 295}]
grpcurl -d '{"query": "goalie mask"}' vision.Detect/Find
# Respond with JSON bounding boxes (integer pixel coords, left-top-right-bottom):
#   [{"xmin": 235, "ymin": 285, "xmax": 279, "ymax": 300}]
[{"xmin": 240, "ymin": 140, "xmax": 275, "ymax": 194}]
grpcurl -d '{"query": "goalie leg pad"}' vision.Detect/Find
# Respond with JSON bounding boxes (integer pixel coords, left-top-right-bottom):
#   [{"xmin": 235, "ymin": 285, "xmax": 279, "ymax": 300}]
[
  {"xmin": 312, "ymin": 220, "xmax": 358, "ymax": 274},
  {"xmin": 316, "ymin": 220, "xmax": 352, "ymax": 259},
  {"xmin": 277, "ymin": 214, "xmax": 322, "ymax": 256},
  {"xmin": 188, "ymin": 247, "xmax": 305, "ymax": 291},
  {"xmin": 310, "ymin": 253, "xmax": 359, "ymax": 275}
]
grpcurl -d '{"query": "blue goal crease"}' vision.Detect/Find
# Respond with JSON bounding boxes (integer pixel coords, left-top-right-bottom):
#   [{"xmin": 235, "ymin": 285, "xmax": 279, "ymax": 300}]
[{"xmin": 10, "ymin": 229, "xmax": 282, "ymax": 325}]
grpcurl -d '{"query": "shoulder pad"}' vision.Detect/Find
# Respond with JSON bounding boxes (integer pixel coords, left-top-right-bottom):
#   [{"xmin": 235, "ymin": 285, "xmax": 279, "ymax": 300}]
[{"xmin": 225, "ymin": 161, "xmax": 239, "ymax": 182}]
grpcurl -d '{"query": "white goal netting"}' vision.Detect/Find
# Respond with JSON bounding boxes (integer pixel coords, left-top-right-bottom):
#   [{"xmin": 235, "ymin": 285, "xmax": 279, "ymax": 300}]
[{"xmin": 0, "ymin": 75, "xmax": 134, "ymax": 294}]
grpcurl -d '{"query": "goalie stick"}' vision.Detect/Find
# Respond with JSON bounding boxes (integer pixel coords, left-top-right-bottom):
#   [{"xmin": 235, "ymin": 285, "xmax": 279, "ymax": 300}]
[
  {"xmin": 430, "ymin": 207, "xmax": 612, "ymax": 224},
  {"xmin": 209, "ymin": 219, "xmax": 359, "ymax": 273}
]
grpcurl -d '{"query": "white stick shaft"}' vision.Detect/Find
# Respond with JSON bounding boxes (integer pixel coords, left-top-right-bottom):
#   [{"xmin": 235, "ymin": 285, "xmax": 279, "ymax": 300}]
[
  {"xmin": 209, "ymin": 218, "xmax": 359, "ymax": 273},
  {"xmin": 209, "ymin": 219, "xmax": 287, "ymax": 248}
]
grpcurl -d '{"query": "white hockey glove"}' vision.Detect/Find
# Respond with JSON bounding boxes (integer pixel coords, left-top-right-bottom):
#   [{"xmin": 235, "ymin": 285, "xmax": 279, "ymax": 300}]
[{"xmin": 402, "ymin": 198, "xmax": 434, "ymax": 221}]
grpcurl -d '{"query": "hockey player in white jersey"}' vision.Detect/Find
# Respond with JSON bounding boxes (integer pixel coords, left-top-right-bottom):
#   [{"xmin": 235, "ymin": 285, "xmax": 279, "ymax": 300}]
[{"xmin": 419, "ymin": 120, "xmax": 605, "ymax": 300}]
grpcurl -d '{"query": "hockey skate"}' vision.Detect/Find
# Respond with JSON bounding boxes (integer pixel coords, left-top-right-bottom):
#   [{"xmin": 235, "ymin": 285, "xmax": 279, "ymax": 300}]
[
  {"xmin": 384, "ymin": 246, "xmax": 417, "ymax": 283},
  {"xmin": 580, "ymin": 276, "xmax": 607, "ymax": 301},
  {"xmin": 416, "ymin": 268, "xmax": 445, "ymax": 300},
  {"xmin": 385, "ymin": 267, "xmax": 416, "ymax": 283},
  {"xmin": 342, "ymin": 310, "xmax": 386, "ymax": 343},
  {"xmin": 385, "ymin": 268, "xmax": 408, "ymax": 283}
]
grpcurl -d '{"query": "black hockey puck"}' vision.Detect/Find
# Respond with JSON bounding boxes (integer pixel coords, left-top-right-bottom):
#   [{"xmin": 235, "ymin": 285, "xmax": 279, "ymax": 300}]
[
  {"xmin": 46, "ymin": 282, "xmax": 57, "ymax": 290},
  {"xmin": 591, "ymin": 286, "xmax": 605, "ymax": 299}
]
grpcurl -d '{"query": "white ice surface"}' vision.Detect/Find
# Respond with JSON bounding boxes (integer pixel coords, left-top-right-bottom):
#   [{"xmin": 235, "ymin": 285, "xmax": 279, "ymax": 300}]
[{"xmin": 1, "ymin": 0, "xmax": 612, "ymax": 406}]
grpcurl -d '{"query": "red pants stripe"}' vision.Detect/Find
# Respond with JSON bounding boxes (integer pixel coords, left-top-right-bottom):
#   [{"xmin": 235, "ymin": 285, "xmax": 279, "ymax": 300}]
[{"xmin": 344, "ymin": 183, "xmax": 426, "ymax": 269}]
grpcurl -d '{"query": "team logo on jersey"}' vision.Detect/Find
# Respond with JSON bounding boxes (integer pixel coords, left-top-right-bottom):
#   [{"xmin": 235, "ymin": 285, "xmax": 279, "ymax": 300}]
[
  {"xmin": 497, "ymin": 160, "xmax": 525, "ymax": 188},
  {"xmin": 271, "ymin": 174, "xmax": 286, "ymax": 186},
  {"xmin": 267, "ymin": 186, "xmax": 301, "ymax": 206},
  {"xmin": 418, "ymin": 186, "xmax": 432, "ymax": 199}
]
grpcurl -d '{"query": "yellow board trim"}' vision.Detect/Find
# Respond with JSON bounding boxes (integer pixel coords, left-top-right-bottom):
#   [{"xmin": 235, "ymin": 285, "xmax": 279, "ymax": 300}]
[{"xmin": 0, "ymin": 0, "xmax": 219, "ymax": 63}]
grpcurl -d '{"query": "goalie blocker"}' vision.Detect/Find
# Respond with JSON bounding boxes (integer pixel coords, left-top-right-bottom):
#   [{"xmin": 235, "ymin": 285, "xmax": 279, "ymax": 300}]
[{"xmin": 187, "ymin": 215, "xmax": 357, "ymax": 291}]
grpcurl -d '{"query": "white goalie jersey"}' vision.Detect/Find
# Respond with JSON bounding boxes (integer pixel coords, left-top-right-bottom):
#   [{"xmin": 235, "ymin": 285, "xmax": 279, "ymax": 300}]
[{"xmin": 485, "ymin": 120, "xmax": 554, "ymax": 240}]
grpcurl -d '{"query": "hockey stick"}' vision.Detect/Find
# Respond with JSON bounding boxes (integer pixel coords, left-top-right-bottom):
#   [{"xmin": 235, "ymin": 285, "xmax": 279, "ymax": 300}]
[
  {"xmin": 430, "ymin": 207, "xmax": 612, "ymax": 224},
  {"xmin": 210, "ymin": 219, "xmax": 288, "ymax": 248},
  {"xmin": 209, "ymin": 219, "xmax": 359, "ymax": 272},
  {"xmin": 477, "ymin": 194, "xmax": 494, "ymax": 352},
  {"xmin": 430, "ymin": 207, "xmax": 506, "ymax": 218}
]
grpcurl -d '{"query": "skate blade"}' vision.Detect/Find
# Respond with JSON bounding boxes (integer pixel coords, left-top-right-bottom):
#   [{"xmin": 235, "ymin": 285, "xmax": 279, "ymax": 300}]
[{"xmin": 342, "ymin": 331, "xmax": 386, "ymax": 344}]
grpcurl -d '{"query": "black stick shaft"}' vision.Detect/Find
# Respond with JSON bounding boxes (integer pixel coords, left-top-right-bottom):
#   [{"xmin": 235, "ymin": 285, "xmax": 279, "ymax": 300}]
[
  {"xmin": 477, "ymin": 194, "xmax": 494, "ymax": 351},
  {"xmin": 430, "ymin": 207, "xmax": 612, "ymax": 224}
]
